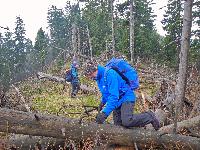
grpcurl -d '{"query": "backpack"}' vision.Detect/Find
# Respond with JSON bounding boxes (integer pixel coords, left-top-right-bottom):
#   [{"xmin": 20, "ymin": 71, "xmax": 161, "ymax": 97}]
[
  {"xmin": 65, "ymin": 69, "xmax": 72, "ymax": 82},
  {"xmin": 104, "ymin": 58, "xmax": 139, "ymax": 90}
]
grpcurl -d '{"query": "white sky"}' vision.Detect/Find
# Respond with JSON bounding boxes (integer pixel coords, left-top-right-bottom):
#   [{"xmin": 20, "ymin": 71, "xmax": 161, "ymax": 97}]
[{"xmin": 0, "ymin": 0, "xmax": 168, "ymax": 43}]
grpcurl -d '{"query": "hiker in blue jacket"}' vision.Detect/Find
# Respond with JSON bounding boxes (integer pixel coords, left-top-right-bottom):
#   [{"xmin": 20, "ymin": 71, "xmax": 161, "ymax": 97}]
[
  {"xmin": 70, "ymin": 60, "xmax": 80, "ymax": 98},
  {"xmin": 84, "ymin": 61, "xmax": 160, "ymax": 130}
]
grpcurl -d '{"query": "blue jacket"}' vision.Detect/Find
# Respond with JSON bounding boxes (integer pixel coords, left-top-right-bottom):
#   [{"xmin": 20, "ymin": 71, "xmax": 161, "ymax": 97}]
[
  {"xmin": 96, "ymin": 65, "xmax": 136, "ymax": 116},
  {"xmin": 70, "ymin": 64, "xmax": 79, "ymax": 83}
]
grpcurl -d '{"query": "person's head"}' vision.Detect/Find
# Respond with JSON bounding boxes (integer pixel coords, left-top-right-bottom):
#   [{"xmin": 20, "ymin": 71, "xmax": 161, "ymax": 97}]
[
  {"xmin": 84, "ymin": 61, "xmax": 98, "ymax": 80},
  {"xmin": 72, "ymin": 60, "xmax": 79, "ymax": 68}
]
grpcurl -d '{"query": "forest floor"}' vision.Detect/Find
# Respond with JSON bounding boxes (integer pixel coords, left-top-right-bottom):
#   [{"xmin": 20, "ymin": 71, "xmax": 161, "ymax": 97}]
[{"xmin": 0, "ymin": 56, "xmax": 199, "ymax": 149}]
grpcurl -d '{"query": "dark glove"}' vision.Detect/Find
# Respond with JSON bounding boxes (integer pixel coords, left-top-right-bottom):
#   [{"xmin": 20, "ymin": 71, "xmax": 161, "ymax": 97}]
[
  {"xmin": 96, "ymin": 112, "xmax": 107, "ymax": 124},
  {"xmin": 98, "ymin": 102, "xmax": 105, "ymax": 113}
]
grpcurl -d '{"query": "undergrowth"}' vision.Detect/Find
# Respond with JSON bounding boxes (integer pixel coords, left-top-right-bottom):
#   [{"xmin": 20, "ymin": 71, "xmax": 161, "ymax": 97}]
[{"xmin": 19, "ymin": 64, "xmax": 159, "ymax": 123}]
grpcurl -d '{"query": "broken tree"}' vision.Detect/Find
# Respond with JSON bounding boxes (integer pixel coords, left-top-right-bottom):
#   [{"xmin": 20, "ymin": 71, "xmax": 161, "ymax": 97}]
[
  {"xmin": 0, "ymin": 108, "xmax": 199, "ymax": 149},
  {"xmin": 36, "ymin": 72, "xmax": 97, "ymax": 94}
]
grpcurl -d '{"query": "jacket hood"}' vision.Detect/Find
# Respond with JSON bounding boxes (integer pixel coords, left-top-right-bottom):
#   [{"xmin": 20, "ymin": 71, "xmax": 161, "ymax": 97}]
[{"xmin": 97, "ymin": 65, "xmax": 105, "ymax": 80}]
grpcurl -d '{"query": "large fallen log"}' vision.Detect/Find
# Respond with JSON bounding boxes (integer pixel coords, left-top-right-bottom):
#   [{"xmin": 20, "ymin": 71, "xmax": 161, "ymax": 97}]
[
  {"xmin": 159, "ymin": 115, "xmax": 200, "ymax": 133},
  {"xmin": 0, "ymin": 108, "xmax": 199, "ymax": 149},
  {"xmin": 8, "ymin": 135, "xmax": 65, "ymax": 150},
  {"xmin": 36, "ymin": 72, "xmax": 97, "ymax": 94}
]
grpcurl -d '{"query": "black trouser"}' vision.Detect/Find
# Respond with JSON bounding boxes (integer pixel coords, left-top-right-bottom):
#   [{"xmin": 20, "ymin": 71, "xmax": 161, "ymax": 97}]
[
  {"xmin": 71, "ymin": 81, "xmax": 80, "ymax": 96},
  {"xmin": 113, "ymin": 101, "xmax": 153, "ymax": 127}
]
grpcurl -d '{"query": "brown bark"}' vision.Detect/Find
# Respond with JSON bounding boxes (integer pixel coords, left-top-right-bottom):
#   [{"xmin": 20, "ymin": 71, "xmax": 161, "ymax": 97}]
[
  {"xmin": 72, "ymin": 23, "xmax": 77, "ymax": 55},
  {"xmin": 110, "ymin": 0, "xmax": 115, "ymax": 56},
  {"xmin": 87, "ymin": 25, "xmax": 93, "ymax": 60},
  {"xmin": 77, "ymin": 27, "xmax": 81, "ymax": 56},
  {"xmin": 129, "ymin": 0, "xmax": 135, "ymax": 63},
  {"xmin": 8, "ymin": 135, "xmax": 65, "ymax": 150},
  {"xmin": 174, "ymin": 0, "xmax": 193, "ymax": 132},
  {"xmin": 159, "ymin": 115, "xmax": 200, "ymax": 133},
  {"xmin": 0, "ymin": 139, "xmax": 7, "ymax": 150},
  {"xmin": 0, "ymin": 108, "xmax": 199, "ymax": 149},
  {"xmin": 189, "ymin": 96, "xmax": 200, "ymax": 118}
]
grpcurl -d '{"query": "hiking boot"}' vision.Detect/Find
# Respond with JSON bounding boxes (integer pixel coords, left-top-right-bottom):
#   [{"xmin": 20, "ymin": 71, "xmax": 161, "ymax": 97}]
[
  {"xmin": 147, "ymin": 111, "xmax": 160, "ymax": 131},
  {"xmin": 71, "ymin": 93, "xmax": 76, "ymax": 98}
]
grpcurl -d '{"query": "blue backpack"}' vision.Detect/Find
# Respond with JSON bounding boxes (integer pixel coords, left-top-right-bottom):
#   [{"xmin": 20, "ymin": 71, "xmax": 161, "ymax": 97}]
[
  {"xmin": 65, "ymin": 69, "xmax": 72, "ymax": 82},
  {"xmin": 104, "ymin": 58, "xmax": 139, "ymax": 90}
]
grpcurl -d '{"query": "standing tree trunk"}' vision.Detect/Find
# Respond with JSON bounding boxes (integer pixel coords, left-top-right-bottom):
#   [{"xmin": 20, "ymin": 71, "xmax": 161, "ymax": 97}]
[
  {"xmin": 174, "ymin": 0, "xmax": 193, "ymax": 133},
  {"xmin": 77, "ymin": 27, "xmax": 81, "ymax": 56},
  {"xmin": 129, "ymin": 0, "xmax": 135, "ymax": 63},
  {"xmin": 72, "ymin": 23, "xmax": 77, "ymax": 57},
  {"xmin": 106, "ymin": 39, "xmax": 108, "ymax": 60},
  {"xmin": 110, "ymin": 0, "xmax": 115, "ymax": 56},
  {"xmin": 87, "ymin": 25, "xmax": 93, "ymax": 60}
]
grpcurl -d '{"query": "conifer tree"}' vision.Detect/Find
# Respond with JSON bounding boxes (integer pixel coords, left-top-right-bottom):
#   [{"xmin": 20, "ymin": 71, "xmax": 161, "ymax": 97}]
[
  {"xmin": 162, "ymin": 0, "xmax": 183, "ymax": 65},
  {"xmin": 34, "ymin": 27, "xmax": 48, "ymax": 67}
]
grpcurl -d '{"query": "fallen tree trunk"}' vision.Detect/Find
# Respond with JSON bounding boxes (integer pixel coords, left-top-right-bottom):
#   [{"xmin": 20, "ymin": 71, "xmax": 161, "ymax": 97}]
[
  {"xmin": 159, "ymin": 115, "xmax": 200, "ymax": 133},
  {"xmin": 37, "ymin": 72, "xmax": 66, "ymax": 84},
  {"xmin": 36, "ymin": 72, "xmax": 97, "ymax": 94},
  {"xmin": 0, "ymin": 108, "xmax": 199, "ymax": 149},
  {"xmin": 8, "ymin": 135, "xmax": 65, "ymax": 150}
]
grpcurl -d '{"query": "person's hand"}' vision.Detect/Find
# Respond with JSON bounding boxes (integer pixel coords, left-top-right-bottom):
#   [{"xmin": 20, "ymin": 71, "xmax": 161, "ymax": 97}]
[
  {"xmin": 96, "ymin": 112, "xmax": 107, "ymax": 124},
  {"xmin": 98, "ymin": 102, "xmax": 105, "ymax": 113}
]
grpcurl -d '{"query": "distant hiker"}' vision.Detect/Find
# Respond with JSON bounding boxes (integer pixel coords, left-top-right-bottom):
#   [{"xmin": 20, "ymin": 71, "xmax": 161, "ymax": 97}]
[
  {"xmin": 84, "ymin": 58, "xmax": 160, "ymax": 130},
  {"xmin": 65, "ymin": 59, "xmax": 80, "ymax": 98}
]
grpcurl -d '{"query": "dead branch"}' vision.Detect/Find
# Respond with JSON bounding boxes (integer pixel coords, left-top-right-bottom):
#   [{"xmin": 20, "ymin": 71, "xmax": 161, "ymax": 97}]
[
  {"xmin": 11, "ymin": 84, "xmax": 31, "ymax": 112},
  {"xmin": 36, "ymin": 72, "xmax": 97, "ymax": 94},
  {"xmin": 159, "ymin": 115, "xmax": 200, "ymax": 133}
]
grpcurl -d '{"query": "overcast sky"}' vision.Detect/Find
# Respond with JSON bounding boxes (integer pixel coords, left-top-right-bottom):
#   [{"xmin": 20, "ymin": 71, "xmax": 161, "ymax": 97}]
[{"xmin": 0, "ymin": 0, "xmax": 168, "ymax": 43}]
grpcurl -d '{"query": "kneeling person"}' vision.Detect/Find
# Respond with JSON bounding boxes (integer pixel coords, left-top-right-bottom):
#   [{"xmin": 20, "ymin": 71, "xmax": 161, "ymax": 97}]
[{"xmin": 84, "ymin": 61, "xmax": 160, "ymax": 130}]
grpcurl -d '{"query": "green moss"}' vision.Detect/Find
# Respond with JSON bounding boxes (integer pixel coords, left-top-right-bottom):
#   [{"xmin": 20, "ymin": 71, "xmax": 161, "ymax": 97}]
[{"xmin": 19, "ymin": 60, "xmax": 162, "ymax": 123}]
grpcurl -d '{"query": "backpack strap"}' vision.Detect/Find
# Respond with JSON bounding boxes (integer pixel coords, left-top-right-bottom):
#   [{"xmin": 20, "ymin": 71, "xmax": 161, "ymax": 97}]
[
  {"xmin": 105, "ymin": 58, "xmax": 130, "ymax": 85},
  {"xmin": 111, "ymin": 67, "xmax": 130, "ymax": 85},
  {"xmin": 104, "ymin": 66, "xmax": 130, "ymax": 86},
  {"xmin": 104, "ymin": 67, "xmax": 127, "ymax": 99}
]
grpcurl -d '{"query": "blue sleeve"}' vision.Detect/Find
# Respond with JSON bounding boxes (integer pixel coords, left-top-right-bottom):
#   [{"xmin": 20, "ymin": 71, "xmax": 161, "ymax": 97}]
[
  {"xmin": 101, "ymin": 94, "xmax": 108, "ymax": 104},
  {"xmin": 102, "ymin": 70, "xmax": 119, "ymax": 116},
  {"xmin": 97, "ymin": 81, "xmax": 107, "ymax": 104},
  {"xmin": 71, "ymin": 65, "xmax": 78, "ymax": 77}
]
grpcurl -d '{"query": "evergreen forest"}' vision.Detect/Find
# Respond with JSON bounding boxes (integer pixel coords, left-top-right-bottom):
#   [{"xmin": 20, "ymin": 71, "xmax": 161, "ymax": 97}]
[{"xmin": 0, "ymin": 0, "xmax": 199, "ymax": 149}]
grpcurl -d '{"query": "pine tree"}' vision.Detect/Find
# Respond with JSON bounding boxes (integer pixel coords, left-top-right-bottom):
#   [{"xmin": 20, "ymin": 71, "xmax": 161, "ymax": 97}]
[
  {"xmin": 47, "ymin": 6, "xmax": 68, "ymax": 50},
  {"xmin": 34, "ymin": 27, "xmax": 48, "ymax": 67},
  {"xmin": 13, "ymin": 16, "xmax": 27, "ymax": 66},
  {"xmin": 0, "ymin": 32, "xmax": 13, "ymax": 90},
  {"xmin": 115, "ymin": 0, "xmax": 159, "ymax": 58},
  {"xmin": 82, "ymin": 0, "xmax": 111, "ymax": 55},
  {"xmin": 189, "ymin": 0, "xmax": 200, "ymax": 64},
  {"xmin": 13, "ymin": 16, "xmax": 33, "ymax": 82},
  {"xmin": 161, "ymin": 0, "xmax": 183, "ymax": 65}
]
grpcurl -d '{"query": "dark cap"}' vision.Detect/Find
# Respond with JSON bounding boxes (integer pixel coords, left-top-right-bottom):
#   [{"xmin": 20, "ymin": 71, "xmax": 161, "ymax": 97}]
[{"xmin": 84, "ymin": 61, "xmax": 97, "ymax": 76}]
